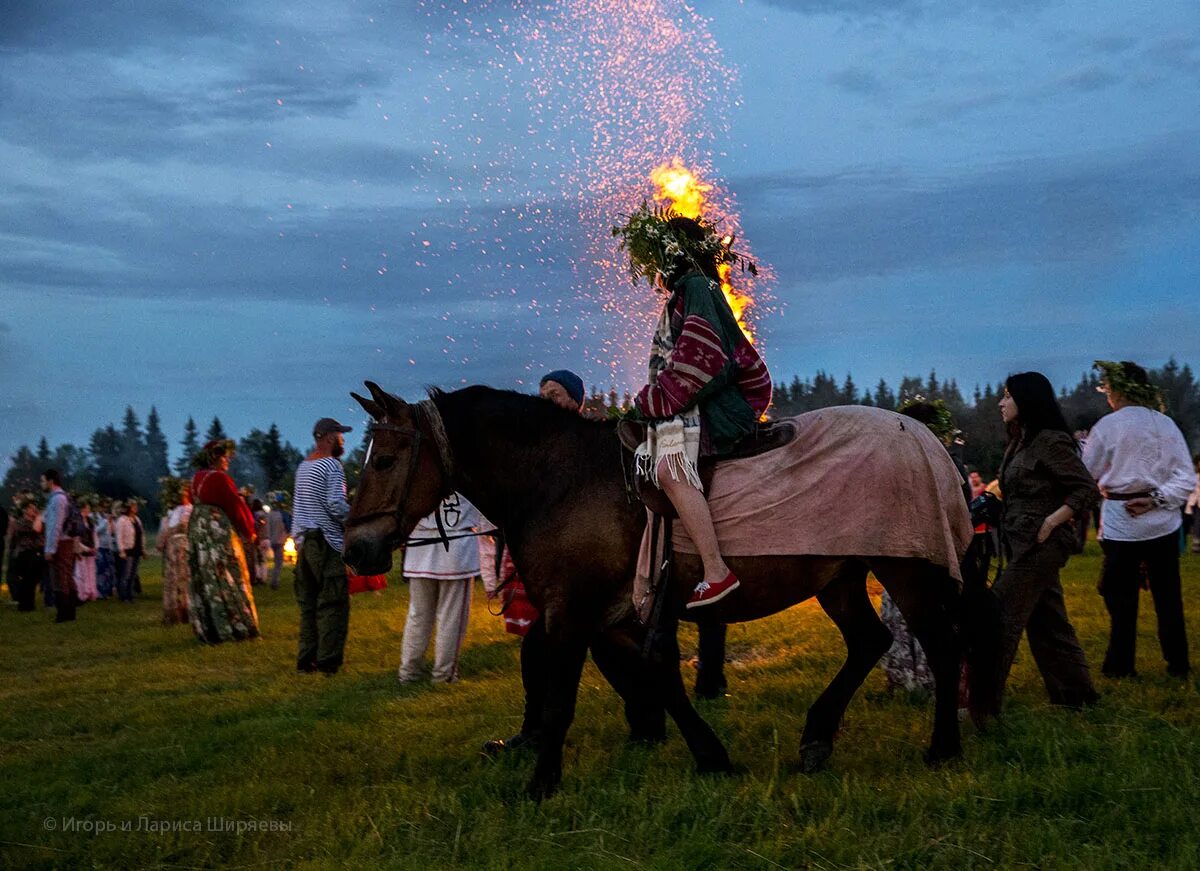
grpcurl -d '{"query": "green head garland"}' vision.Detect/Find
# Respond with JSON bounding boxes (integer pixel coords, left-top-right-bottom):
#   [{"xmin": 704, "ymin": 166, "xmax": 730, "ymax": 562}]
[
  {"xmin": 1093, "ymin": 360, "xmax": 1164, "ymax": 411},
  {"xmin": 193, "ymin": 438, "xmax": 237, "ymax": 470},
  {"xmin": 611, "ymin": 202, "xmax": 756, "ymax": 287},
  {"xmin": 897, "ymin": 397, "xmax": 959, "ymax": 445}
]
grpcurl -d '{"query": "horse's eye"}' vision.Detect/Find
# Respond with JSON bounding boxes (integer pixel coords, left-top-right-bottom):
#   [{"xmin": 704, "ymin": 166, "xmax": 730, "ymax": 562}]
[{"xmin": 372, "ymin": 455, "xmax": 396, "ymax": 471}]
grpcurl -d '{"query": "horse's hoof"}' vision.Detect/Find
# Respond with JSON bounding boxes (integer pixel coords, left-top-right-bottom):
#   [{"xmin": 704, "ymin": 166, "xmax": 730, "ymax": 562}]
[
  {"xmin": 696, "ymin": 755, "xmax": 735, "ymax": 776},
  {"xmin": 923, "ymin": 744, "xmax": 962, "ymax": 767},
  {"xmin": 799, "ymin": 741, "xmax": 833, "ymax": 774},
  {"xmin": 694, "ymin": 679, "xmax": 728, "ymax": 700},
  {"xmin": 525, "ymin": 775, "xmax": 560, "ymax": 801},
  {"xmin": 968, "ymin": 704, "xmax": 997, "ymax": 733},
  {"xmin": 481, "ymin": 732, "xmax": 539, "ymax": 758}
]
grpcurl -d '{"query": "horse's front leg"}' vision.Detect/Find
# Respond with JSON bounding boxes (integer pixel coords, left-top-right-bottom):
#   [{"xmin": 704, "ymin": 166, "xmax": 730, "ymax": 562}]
[
  {"xmin": 527, "ymin": 631, "xmax": 590, "ymax": 800},
  {"xmin": 651, "ymin": 615, "xmax": 734, "ymax": 775}
]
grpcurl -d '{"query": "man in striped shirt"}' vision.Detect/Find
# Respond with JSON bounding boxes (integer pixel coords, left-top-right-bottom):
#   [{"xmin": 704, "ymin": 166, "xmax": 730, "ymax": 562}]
[{"xmin": 291, "ymin": 417, "xmax": 353, "ymax": 675}]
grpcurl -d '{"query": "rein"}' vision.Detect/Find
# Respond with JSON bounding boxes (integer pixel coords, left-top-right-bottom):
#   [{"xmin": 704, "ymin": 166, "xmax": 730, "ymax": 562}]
[
  {"xmin": 354, "ymin": 399, "xmax": 459, "ymax": 551},
  {"xmin": 404, "ymin": 527, "xmax": 499, "ymax": 548}
]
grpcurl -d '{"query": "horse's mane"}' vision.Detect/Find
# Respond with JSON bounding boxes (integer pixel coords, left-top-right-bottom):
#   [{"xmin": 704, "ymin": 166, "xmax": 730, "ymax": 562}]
[{"xmin": 427, "ymin": 385, "xmax": 623, "ymax": 492}]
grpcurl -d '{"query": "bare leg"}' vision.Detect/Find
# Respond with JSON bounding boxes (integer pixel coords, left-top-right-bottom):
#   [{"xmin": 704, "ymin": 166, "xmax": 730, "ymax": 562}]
[{"xmin": 658, "ymin": 459, "xmax": 729, "ymax": 584}]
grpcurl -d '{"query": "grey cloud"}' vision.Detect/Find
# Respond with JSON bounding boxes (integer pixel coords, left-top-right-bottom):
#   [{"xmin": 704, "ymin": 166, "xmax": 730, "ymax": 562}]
[
  {"xmin": 0, "ymin": 0, "xmax": 244, "ymax": 53},
  {"xmin": 1058, "ymin": 66, "xmax": 1119, "ymax": 92},
  {"xmin": 828, "ymin": 67, "xmax": 887, "ymax": 96},
  {"xmin": 1141, "ymin": 36, "xmax": 1200, "ymax": 72},
  {"xmin": 733, "ymin": 135, "xmax": 1200, "ymax": 284},
  {"xmin": 1088, "ymin": 35, "xmax": 1138, "ymax": 55},
  {"xmin": 908, "ymin": 90, "xmax": 1010, "ymax": 125},
  {"xmin": 752, "ymin": 0, "xmax": 1046, "ymax": 19}
]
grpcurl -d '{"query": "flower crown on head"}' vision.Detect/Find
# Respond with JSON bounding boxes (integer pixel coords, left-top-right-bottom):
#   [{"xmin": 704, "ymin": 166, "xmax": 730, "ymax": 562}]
[
  {"xmin": 159, "ymin": 475, "xmax": 187, "ymax": 508},
  {"xmin": 1093, "ymin": 360, "xmax": 1164, "ymax": 411},
  {"xmin": 193, "ymin": 438, "xmax": 236, "ymax": 469},
  {"xmin": 12, "ymin": 489, "xmax": 40, "ymax": 512},
  {"xmin": 897, "ymin": 396, "xmax": 960, "ymax": 445},
  {"xmin": 611, "ymin": 202, "xmax": 757, "ymax": 287}
]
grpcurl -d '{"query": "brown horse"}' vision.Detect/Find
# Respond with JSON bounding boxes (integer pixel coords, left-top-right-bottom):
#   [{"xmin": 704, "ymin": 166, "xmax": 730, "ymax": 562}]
[{"xmin": 344, "ymin": 383, "xmax": 999, "ymax": 799}]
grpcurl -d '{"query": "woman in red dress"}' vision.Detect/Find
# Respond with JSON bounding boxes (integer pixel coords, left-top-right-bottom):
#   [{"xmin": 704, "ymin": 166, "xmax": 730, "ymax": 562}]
[{"xmin": 187, "ymin": 439, "xmax": 260, "ymax": 643}]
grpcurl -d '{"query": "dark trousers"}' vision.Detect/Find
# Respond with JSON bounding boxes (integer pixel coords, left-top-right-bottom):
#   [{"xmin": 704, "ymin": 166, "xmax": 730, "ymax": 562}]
[
  {"xmin": 115, "ymin": 553, "xmax": 139, "ymax": 602},
  {"xmin": 96, "ymin": 548, "xmax": 115, "ymax": 598},
  {"xmin": 993, "ymin": 541, "xmax": 1096, "ymax": 708},
  {"xmin": 10, "ymin": 551, "xmax": 42, "ymax": 611},
  {"xmin": 1099, "ymin": 533, "xmax": 1190, "ymax": 676},
  {"xmin": 50, "ymin": 543, "xmax": 77, "ymax": 623},
  {"xmin": 41, "ymin": 561, "xmax": 56, "ymax": 607},
  {"xmin": 295, "ymin": 532, "xmax": 350, "ymax": 672}
]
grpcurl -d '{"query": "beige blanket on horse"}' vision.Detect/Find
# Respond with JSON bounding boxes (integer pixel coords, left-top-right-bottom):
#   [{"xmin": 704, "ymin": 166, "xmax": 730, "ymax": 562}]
[{"xmin": 635, "ymin": 406, "xmax": 973, "ymax": 614}]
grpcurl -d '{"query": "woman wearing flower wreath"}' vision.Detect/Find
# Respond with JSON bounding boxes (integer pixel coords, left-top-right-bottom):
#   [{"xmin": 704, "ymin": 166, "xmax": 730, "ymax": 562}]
[
  {"xmin": 157, "ymin": 476, "xmax": 193, "ymax": 626},
  {"xmin": 187, "ymin": 439, "xmax": 260, "ymax": 643},
  {"xmin": 614, "ymin": 206, "xmax": 772, "ymax": 608}
]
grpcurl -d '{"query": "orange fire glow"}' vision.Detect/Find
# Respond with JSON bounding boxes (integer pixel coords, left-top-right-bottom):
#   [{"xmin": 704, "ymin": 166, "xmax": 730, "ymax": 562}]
[
  {"xmin": 649, "ymin": 159, "xmax": 754, "ymax": 341},
  {"xmin": 283, "ymin": 537, "xmax": 297, "ymax": 565}
]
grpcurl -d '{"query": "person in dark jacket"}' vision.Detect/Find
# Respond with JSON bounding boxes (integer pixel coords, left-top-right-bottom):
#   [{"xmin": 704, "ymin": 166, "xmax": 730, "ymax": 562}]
[{"xmin": 992, "ymin": 372, "xmax": 1101, "ymax": 711}]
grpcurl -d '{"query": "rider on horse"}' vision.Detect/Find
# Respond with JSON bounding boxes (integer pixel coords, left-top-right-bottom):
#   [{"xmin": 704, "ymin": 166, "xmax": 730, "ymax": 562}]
[{"xmin": 613, "ymin": 205, "xmax": 772, "ymax": 608}]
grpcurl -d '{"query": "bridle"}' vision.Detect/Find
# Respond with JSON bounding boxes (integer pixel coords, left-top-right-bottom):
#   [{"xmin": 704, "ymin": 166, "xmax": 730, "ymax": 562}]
[{"xmin": 348, "ymin": 400, "xmax": 460, "ymax": 551}]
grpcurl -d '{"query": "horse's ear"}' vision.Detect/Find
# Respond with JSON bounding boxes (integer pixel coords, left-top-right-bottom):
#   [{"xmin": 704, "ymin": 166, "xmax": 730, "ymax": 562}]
[
  {"xmin": 350, "ymin": 391, "xmax": 384, "ymax": 420},
  {"xmin": 364, "ymin": 380, "xmax": 406, "ymax": 418}
]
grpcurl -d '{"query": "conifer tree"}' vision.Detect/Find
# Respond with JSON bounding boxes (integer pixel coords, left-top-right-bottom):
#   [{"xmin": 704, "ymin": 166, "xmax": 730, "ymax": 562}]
[{"xmin": 176, "ymin": 417, "xmax": 200, "ymax": 475}]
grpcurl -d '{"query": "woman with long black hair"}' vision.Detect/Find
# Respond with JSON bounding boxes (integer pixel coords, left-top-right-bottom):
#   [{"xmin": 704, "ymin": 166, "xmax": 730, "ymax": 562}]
[{"xmin": 992, "ymin": 372, "xmax": 1100, "ymax": 710}]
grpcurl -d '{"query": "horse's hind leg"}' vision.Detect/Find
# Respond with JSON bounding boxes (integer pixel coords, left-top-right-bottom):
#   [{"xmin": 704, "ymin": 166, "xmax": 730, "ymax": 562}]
[
  {"xmin": 799, "ymin": 560, "xmax": 893, "ymax": 773},
  {"xmin": 873, "ymin": 558, "xmax": 962, "ymax": 765},
  {"xmin": 591, "ymin": 627, "xmax": 667, "ymax": 744}
]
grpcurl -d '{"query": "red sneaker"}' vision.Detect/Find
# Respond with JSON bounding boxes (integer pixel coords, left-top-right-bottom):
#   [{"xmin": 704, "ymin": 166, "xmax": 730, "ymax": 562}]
[{"xmin": 686, "ymin": 572, "xmax": 740, "ymax": 609}]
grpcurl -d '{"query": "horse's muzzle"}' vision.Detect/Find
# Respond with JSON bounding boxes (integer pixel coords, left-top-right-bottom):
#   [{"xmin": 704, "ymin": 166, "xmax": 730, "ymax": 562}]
[{"xmin": 343, "ymin": 520, "xmax": 396, "ymax": 576}]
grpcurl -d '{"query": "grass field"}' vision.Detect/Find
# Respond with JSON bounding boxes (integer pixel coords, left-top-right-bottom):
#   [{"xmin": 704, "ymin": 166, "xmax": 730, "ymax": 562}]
[{"xmin": 1, "ymin": 542, "xmax": 1198, "ymax": 870}]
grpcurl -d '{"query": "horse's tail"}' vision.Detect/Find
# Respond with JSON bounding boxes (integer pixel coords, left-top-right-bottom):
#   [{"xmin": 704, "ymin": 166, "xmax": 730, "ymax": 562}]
[{"xmin": 959, "ymin": 541, "xmax": 1003, "ymax": 727}]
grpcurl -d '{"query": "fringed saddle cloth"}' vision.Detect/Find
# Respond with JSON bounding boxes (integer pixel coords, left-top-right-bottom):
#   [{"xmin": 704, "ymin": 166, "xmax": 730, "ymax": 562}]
[{"xmin": 629, "ymin": 406, "xmax": 974, "ymax": 621}]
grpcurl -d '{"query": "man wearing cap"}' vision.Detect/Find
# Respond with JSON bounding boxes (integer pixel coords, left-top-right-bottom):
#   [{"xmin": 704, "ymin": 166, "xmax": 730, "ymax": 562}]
[
  {"xmin": 539, "ymin": 369, "xmax": 586, "ymax": 411},
  {"xmin": 1083, "ymin": 360, "xmax": 1195, "ymax": 678},
  {"xmin": 291, "ymin": 417, "xmax": 354, "ymax": 675}
]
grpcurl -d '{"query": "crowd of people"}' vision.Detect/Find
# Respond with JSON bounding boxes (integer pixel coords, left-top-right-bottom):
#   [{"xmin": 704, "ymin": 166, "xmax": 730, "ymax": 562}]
[{"xmin": 3, "ymin": 209, "xmax": 1198, "ymax": 738}]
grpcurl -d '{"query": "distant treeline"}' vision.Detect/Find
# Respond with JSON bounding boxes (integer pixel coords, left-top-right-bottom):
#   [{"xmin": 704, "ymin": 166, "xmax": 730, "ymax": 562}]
[
  {"xmin": 583, "ymin": 358, "xmax": 1200, "ymax": 478},
  {"xmin": 5, "ymin": 359, "xmax": 1199, "ymax": 517},
  {"xmin": 1, "ymin": 410, "xmax": 303, "ymax": 521}
]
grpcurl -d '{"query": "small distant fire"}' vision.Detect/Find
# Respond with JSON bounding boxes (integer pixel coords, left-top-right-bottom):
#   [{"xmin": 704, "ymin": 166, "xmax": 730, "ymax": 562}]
[
  {"xmin": 649, "ymin": 158, "xmax": 754, "ymax": 341},
  {"xmin": 283, "ymin": 537, "xmax": 297, "ymax": 565}
]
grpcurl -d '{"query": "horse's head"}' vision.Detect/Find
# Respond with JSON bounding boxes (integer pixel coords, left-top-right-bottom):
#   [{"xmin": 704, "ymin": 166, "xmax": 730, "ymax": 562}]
[{"xmin": 342, "ymin": 381, "xmax": 452, "ymax": 574}]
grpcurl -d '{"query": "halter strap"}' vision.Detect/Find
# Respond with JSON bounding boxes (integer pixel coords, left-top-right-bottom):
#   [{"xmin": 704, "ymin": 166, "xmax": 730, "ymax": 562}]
[{"xmin": 353, "ymin": 398, "xmax": 457, "ymax": 551}]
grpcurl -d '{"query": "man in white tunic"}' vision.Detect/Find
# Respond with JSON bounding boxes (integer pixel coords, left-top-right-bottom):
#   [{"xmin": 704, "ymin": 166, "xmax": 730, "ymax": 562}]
[
  {"xmin": 399, "ymin": 492, "xmax": 482, "ymax": 683},
  {"xmin": 1083, "ymin": 361, "xmax": 1196, "ymax": 678}
]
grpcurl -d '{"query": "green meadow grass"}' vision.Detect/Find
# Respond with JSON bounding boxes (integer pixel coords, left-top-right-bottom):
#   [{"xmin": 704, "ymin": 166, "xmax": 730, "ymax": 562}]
[{"xmin": 1, "ymin": 542, "xmax": 1197, "ymax": 869}]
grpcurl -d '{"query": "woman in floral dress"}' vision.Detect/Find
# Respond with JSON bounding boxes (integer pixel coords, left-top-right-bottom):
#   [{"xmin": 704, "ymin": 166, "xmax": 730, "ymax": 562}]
[
  {"xmin": 187, "ymin": 440, "xmax": 260, "ymax": 643},
  {"xmin": 159, "ymin": 478, "xmax": 193, "ymax": 625}
]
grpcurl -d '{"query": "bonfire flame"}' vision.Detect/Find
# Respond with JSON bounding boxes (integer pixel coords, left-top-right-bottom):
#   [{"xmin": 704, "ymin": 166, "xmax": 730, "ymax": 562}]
[{"xmin": 649, "ymin": 159, "xmax": 754, "ymax": 341}]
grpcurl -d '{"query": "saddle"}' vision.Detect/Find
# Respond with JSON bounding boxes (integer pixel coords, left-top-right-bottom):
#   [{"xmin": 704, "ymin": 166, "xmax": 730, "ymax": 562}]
[{"xmin": 617, "ymin": 418, "xmax": 798, "ymax": 518}]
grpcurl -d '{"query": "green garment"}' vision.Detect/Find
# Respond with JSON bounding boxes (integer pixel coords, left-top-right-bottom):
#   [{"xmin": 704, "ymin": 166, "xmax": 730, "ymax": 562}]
[
  {"xmin": 187, "ymin": 504, "xmax": 260, "ymax": 644},
  {"xmin": 674, "ymin": 271, "xmax": 758, "ymax": 456}
]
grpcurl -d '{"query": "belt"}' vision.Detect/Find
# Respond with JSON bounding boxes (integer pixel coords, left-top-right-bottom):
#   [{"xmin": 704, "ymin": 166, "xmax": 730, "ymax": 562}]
[{"xmin": 1105, "ymin": 490, "xmax": 1153, "ymax": 501}]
